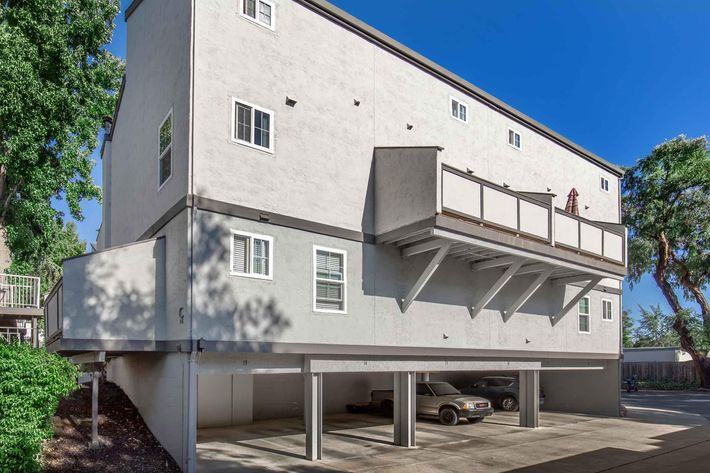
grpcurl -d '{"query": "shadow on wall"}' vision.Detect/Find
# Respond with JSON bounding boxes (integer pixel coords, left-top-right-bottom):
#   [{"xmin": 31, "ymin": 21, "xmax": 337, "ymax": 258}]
[
  {"xmin": 63, "ymin": 241, "xmax": 166, "ymax": 340},
  {"xmin": 191, "ymin": 211, "xmax": 290, "ymax": 348},
  {"xmin": 361, "ymin": 240, "xmax": 564, "ymax": 319}
]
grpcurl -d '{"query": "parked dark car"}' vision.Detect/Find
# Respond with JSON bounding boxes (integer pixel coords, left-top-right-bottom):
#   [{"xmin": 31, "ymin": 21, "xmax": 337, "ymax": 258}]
[{"xmin": 460, "ymin": 376, "xmax": 545, "ymax": 412}]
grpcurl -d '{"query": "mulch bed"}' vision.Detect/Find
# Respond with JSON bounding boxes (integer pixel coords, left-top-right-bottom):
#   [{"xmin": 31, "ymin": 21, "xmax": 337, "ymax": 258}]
[{"xmin": 42, "ymin": 380, "xmax": 181, "ymax": 473}]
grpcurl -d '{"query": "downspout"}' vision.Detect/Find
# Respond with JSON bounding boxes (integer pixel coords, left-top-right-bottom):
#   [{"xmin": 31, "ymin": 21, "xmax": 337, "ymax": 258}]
[{"xmin": 185, "ymin": 0, "xmax": 198, "ymax": 471}]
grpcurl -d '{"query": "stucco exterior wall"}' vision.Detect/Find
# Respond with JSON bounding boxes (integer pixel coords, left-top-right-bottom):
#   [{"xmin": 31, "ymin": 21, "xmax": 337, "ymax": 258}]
[
  {"xmin": 192, "ymin": 0, "xmax": 620, "ymax": 237},
  {"xmin": 62, "ymin": 238, "xmax": 165, "ymax": 340},
  {"xmin": 623, "ymin": 348, "xmax": 692, "ymax": 363},
  {"xmin": 192, "ymin": 210, "xmax": 621, "ymax": 356},
  {"xmin": 106, "ymin": 0, "xmax": 192, "ymax": 247},
  {"xmin": 107, "ymin": 352, "xmax": 191, "ymax": 468}
]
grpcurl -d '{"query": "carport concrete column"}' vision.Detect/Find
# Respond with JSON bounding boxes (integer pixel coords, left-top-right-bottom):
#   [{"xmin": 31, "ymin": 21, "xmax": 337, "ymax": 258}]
[
  {"xmin": 519, "ymin": 370, "xmax": 540, "ymax": 428},
  {"xmin": 393, "ymin": 371, "xmax": 416, "ymax": 448},
  {"xmin": 304, "ymin": 373, "xmax": 323, "ymax": 461}
]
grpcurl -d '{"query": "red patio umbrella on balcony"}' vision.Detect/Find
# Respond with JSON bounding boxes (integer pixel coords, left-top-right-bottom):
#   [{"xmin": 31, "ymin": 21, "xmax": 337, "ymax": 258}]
[{"xmin": 565, "ymin": 188, "xmax": 579, "ymax": 215}]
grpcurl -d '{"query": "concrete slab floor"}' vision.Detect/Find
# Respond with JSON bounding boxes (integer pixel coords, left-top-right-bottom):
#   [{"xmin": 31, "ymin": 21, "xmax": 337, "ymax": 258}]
[{"xmin": 197, "ymin": 400, "xmax": 710, "ymax": 472}]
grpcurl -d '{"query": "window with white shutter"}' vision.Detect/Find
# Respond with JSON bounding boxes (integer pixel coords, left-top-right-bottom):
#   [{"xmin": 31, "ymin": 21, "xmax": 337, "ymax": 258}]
[
  {"xmin": 313, "ymin": 246, "xmax": 347, "ymax": 313},
  {"xmin": 240, "ymin": 0, "xmax": 275, "ymax": 29},
  {"xmin": 578, "ymin": 296, "xmax": 591, "ymax": 333},
  {"xmin": 450, "ymin": 96, "xmax": 468, "ymax": 124},
  {"xmin": 232, "ymin": 98, "xmax": 274, "ymax": 153},
  {"xmin": 508, "ymin": 128, "xmax": 522, "ymax": 150},
  {"xmin": 158, "ymin": 109, "xmax": 173, "ymax": 188},
  {"xmin": 230, "ymin": 230, "xmax": 273, "ymax": 279},
  {"xmin": 602, "ymin": 299, "xmax": 613, "ymax": 321}
]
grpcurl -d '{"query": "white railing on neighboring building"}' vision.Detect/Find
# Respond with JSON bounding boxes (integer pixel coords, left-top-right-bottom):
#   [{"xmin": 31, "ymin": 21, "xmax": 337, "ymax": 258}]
[
  {"xmin": 0, "ymin": 274, "xmax": 41, "ymax": 309},
  {"xmin": 0, "ymin": 326, "xmax": 29, "ymax": 343}
]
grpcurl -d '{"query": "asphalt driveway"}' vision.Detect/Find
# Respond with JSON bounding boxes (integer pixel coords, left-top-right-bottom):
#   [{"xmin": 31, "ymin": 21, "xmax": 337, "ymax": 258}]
[
  {"xmin": 622, "ymin": 390, "xmax": 710, "ymax": 420},
  {"xmin": 198, "ymin": 392, "xmax": 710, "ymax": 472}
]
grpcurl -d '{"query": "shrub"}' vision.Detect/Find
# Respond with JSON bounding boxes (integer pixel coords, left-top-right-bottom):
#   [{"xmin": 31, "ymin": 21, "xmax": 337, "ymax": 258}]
[
  {"xmin": 637, "ymin": 379, "xmax": 701, "ymax": 391},
  {"xmin": 0, "ymin": 342, "xmax": 77, "ymax": 473}
]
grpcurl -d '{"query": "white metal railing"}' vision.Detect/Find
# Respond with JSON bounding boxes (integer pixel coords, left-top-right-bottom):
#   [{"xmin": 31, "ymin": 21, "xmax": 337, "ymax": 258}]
[
  {"xmin": 0, "ymin": 274, "xmax": 41, "ymax": 309},
  {"xmin": 0, "ymin": 326, "xmax": 29, "ymax": 343}
]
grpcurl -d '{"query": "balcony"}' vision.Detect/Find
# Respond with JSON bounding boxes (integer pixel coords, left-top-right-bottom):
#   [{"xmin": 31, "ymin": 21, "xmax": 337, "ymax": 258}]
[
  {"xmin": 0, "ymin": 274, "xmax": 42, "ymax": 347},
  {"xmin": 0, "ymin": 274, "xmax": 41, "ymax": 310},
  {"xmin": 374, "ymin": 146, "xmax": 626, "ymax": 323}
]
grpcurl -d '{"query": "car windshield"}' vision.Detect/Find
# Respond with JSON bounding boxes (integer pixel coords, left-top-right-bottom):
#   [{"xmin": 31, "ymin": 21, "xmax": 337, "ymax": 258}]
[{"xmin": 429, "ymin": 383, "xmax": 461, "ymax": 396}]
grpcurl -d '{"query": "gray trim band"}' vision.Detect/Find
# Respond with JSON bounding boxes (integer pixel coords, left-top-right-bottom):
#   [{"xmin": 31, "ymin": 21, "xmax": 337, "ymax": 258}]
[
  {"xmin": 46, "ymin": 337, "xmax": 620, "ymax": 360},
  {"xmin": 193, "ymin": 196, "xmax": 376, "ymax": 244}
]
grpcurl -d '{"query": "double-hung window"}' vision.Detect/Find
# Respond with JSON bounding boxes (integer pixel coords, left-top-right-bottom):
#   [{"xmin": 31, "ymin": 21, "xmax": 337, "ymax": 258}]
[
  {"xmin": 450, "ymin": 97, "xmax": 468, "ymax": 123},
  {"xmin": 508, "ymin": 128, "xmax": 522, "ymax": 150},
  {"xmin": 241, "ymin": 0, "xmax": 275, "ymax": 29},
  {"xmin": 313, "ymin": 246, "xmax": 346, "ymax": 313},
  {"xmin": 600, "ymin": 176, "xmax": 610, "ymax": 192},
  {"xmin": 578, "ymin": 296, "xmax": 591, "ymax": 333},
  {"xmin": 602, "ymin": 299, "xmax": 613, "ymax": 321},
  {"xmin": 230, "ymin": 230, "xmax": 273, "ymax": 279},
  {"xmin": 158, "ymin": 109, "xmax": 173, "ymax": 188},
  {"xmin": 233, "ymin": 98, "xmax": 274, "ymax": 153}
]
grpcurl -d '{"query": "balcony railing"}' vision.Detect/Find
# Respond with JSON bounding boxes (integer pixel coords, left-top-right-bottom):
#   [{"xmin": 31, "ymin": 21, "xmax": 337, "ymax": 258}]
[
  {"xmin": 0, "ymin": 326, "xmax": 30, "ymax": 343},
  {"xmin": 440, "ymin": 165, "xmax": 625, "ymax": 265},
  {"xmin": 0, "ymin": 274, "xmax": 41, "ymax": 309}
]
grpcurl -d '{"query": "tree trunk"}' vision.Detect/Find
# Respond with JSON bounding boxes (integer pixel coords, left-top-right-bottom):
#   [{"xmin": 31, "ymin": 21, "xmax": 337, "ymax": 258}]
[
  {"xmin": 0, "ymin": 226, "xmax": 10, "ymax": 273},
  {"xmin": 654, "ymin": 234, "xmax": 710, "ymax": 388}
]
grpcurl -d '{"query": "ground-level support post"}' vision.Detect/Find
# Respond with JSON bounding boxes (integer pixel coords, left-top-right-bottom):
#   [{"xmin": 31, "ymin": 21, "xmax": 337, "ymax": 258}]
[
  {"xmin": 304, "ymin": 373, "xmax": 323, "ymax": 461},
  {"xmin": 31, "ymin": 317, "xmax": 38, "ymax": 348},
  {"xmin": 393, "ymin": 371, "xmax": 416, "ymax": 447},
  {"xmin": 519, "ymin": 369, "xmax": 540, "ymax": 428},
  {"xmin": 91, "ymin": 370, "xmax": 99, "ymax": 447}
]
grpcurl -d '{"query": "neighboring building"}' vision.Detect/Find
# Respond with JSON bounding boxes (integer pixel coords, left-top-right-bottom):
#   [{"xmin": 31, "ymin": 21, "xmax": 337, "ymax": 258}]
[
  {"xmin": 623, "ymin": 347, "xmax": 693, "ymax": 363},
  {"xmin": 0, "ymin": 273, "xmax": 42, "ymax": 347},
  {"xmin": 45, "ymin": 1, "xmax": 627, "ymax": 471}
]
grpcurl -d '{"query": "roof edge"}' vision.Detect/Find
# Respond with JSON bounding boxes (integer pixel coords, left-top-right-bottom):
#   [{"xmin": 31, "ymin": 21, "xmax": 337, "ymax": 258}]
[
  {"xmin": 123, "ymin": 0, "xmax": 624, "ymax": 176},
  {"xmin": 297, "ymin": 0, "xmax": 624, "ymax": 177}
]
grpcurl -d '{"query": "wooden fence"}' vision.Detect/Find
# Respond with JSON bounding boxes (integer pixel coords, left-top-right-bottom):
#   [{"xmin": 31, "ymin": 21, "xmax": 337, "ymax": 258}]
[{"xmin": 622, "ymin": 361, "xmax": 698, "ymax": 383}]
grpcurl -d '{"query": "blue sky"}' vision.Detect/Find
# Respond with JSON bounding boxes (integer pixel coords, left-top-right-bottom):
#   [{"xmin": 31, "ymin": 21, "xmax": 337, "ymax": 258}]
[{"xmin": 64, "ymin": 0, "xmax": 710, "ymax": 322}]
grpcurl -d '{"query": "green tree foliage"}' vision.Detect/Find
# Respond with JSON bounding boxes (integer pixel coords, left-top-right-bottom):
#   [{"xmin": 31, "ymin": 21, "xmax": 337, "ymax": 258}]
[
  {"xmin": 0, "ymin": 0, "xmax": 123, "ymax": 281},
  {"xmin": 0, "ymin": 342, "xmax": 77, "ymax": 473},
  {"xmin": 623, "ymin": 135, "xmax": 710, "ymax": 386},
  {"xmin": 633, "ymin": 305, "xmax": 679, "ymax": 347},
  {"xmin": 9, "ymin": 221, "xmax": 85, "ymax": 292},
  {"xmin": 622, "ymin": 309, "xmax": 635, "ymax": 348}
]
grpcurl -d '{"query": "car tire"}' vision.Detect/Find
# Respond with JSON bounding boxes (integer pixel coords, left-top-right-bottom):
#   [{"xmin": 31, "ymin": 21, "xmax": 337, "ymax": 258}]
[
  {"xmin": 468, "ymin": 417, "xmax": 485, "ymax": 424},
  {"xmin": 439, "ymin": 407, "xmax": 459, "ymax": 426},
  {"xmin": 501, "ymin": 396, "xmax": 519, "ymax": 412}
]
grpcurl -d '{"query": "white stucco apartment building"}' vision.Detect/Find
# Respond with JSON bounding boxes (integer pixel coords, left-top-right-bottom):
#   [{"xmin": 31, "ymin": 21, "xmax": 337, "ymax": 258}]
[{"xmin": 45, "ymin": 0, "xmax": 627, "ymax": 471}]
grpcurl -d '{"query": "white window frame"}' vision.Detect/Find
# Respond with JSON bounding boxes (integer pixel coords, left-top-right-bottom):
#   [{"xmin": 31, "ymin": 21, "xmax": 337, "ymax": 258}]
[
  {"xmin": 313, "ymin": 245, "xmax": 347, "ymax": 314},
  {"xmin": 601, "ymin": 298, "xmax": 613, "ymax": 321},
  {"xmin": 578, "ymin": 296, "xmax": 591, "ymax": 334},
  {"xmin": 239, "ymin": 0, "xmax": 276, "ymax": 30},
  {"xmin": 231, "ymin": 97, "xmax": 275, "ymax": 154},
  {"xmin": 450, "ymin": 96, "xmax": 469, "ymax": 124},
  {"xmin": 507, "ymin": 127, "xmax": 522, "ymax": 150},
  {"xmin": 158, "ymin": 108, "xmax": 173, "ymax": 190},
  {"xmin": 229, "ymin": 229, "xmax": 274, "ymax": 280},
  {"xmin": 600, "ymin": 175, "xmax": 610, "ymax": 193}
]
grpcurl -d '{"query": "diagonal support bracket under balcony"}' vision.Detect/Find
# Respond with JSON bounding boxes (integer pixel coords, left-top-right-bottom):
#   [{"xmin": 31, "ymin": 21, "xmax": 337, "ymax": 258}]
[
  {"xmin": 400, "ymin": 242, "xmax": 453, "ymax": 313},
  {"xmin": 550, "ymin": 276, "xmax": 603, "ymax": 326},
  {"xmin": 502, "ymin": 266, "xmax": 555, "ymax": 322},
  {"xmin": 470, "ymin": 259, "xmax": 524, "ymax": 318}
]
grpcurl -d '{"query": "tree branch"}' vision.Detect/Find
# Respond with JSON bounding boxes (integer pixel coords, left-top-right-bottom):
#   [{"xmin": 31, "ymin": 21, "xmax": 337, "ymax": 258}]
[
  {"xmin": 0, "ymin": 177, "xmax": 22, "ymax": 226},
  {"xmin": 654, "ymin": 232, "xmax": 704, "ymax": 361}
]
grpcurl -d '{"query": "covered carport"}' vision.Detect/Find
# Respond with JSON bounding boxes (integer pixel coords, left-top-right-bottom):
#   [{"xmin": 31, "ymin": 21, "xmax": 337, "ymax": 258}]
[{"xmin": 195, "ymin": 353, "xmax": 590, "ymax": 463}]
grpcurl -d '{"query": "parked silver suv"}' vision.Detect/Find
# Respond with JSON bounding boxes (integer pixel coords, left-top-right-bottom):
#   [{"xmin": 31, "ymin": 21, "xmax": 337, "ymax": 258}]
[{"xmin": 372, "ymin": 381, "xmax": 494, "ymax": 425}]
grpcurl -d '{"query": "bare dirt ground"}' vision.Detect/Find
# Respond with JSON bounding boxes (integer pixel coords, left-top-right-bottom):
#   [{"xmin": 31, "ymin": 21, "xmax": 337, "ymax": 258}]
[{"xmin": 42, "ymin": 381, "xmax": 181, "ymax": 473}]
